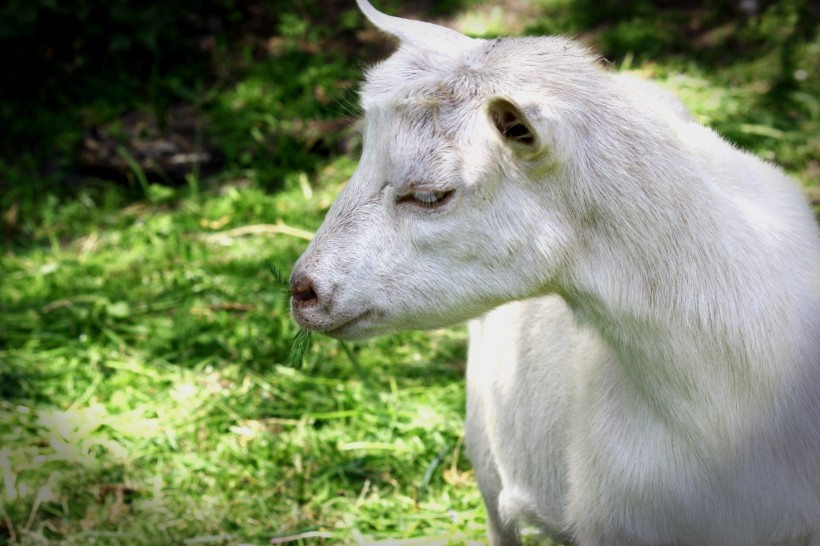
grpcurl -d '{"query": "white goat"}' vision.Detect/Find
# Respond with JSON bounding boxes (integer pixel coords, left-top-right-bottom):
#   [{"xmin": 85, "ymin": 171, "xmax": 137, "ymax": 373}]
[{"xmin": 290, "ymin": 2, "xmax": 820, "ymax": 544}]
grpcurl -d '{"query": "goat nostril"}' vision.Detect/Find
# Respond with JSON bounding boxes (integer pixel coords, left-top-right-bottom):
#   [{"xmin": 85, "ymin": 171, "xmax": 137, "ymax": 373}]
[{"xmin": 291, "ymin": 277, "xmax": 318, "ymax": 305}]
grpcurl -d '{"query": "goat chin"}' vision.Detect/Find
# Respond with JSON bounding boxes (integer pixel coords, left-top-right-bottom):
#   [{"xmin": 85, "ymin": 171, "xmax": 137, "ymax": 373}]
[{"xmin": 290, "ymin": 1, "xmax": 820, "ymax": 544}]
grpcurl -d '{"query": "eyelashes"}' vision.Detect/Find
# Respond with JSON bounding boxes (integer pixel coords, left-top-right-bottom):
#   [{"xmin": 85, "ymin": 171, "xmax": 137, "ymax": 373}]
[{"xmin": 396, "ymin": 189, "xmax": 455, "ymax": 210}]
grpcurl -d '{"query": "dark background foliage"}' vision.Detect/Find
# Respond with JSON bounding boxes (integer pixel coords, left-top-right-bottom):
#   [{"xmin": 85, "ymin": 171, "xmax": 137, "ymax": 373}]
[{"xmin": 1, "ymin": 0, "xmax": 816, "ymax": 204}]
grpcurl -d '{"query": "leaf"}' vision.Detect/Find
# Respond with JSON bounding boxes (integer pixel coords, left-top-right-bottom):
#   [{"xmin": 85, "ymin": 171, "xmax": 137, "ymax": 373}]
[
  {"xmin": 267, "ymin": 262, "xmax": 292, "ymax": 296},
  {"xmin": 288, "ymin": 329, "xmax": 313, "ymax": 368}
]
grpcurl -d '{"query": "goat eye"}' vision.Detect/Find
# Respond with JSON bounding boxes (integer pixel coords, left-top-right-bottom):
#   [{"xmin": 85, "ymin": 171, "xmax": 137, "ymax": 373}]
[{"xmin": 397, "ymin": 189, "xmax": 454, "ymax": 209}]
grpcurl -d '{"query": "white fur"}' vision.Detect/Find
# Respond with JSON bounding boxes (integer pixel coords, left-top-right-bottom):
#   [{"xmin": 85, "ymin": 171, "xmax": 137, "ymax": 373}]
[{"xmin": 290, "ymin": 2, "xmax": 820, "ymax": 544}]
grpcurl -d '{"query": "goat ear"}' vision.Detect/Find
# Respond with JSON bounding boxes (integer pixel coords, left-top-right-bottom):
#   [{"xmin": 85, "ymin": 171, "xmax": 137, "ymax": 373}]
[
  {"xmin": 487, "ymin": 98, "xmax": 544, "ymax": 152},
  {"xmin": 356, "ymin": 0, "xmax": 473, "ymax": 51}
]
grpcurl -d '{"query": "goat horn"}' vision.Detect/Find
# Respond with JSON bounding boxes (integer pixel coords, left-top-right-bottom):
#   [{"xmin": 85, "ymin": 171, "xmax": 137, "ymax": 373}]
[{"xmin": 355, "ymin": 0, "xmax": 474, "ymax": 50}]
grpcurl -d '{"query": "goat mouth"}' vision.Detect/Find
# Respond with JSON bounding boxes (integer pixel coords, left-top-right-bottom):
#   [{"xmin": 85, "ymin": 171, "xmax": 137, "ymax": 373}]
[{"xmin": 324, "ymin": 309, "xmax": 385, "ymax": 339}]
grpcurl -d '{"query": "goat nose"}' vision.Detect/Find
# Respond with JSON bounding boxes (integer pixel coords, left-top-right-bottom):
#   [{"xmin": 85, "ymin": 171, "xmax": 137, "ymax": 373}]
[{"xmin": 290, "ymin": 276, "xmax": 318, "ymax": 306}]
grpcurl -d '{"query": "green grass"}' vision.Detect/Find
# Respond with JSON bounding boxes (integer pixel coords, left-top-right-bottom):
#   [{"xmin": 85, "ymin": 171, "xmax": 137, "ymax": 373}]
[
  {"xmin": 0, "ymin": 162, "xmax": 480, "ymax": 545},
  {"xmin": 1, "ymin": 1, "xmax": 819, "ymax": 545}
]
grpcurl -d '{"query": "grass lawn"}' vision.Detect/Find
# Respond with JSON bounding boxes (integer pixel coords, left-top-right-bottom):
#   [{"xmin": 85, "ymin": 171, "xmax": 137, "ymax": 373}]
[
  {"xmin": 0, "ymin": 165, "xmax": 483, "ymax": 544},
  {"xmin": 1, "ymin": 0, "xmax": 818, "ymax": 545}
]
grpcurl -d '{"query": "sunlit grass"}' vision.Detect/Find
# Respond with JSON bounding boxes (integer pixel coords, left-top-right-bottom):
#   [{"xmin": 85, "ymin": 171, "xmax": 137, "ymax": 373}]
[{"xmin": 0, "ymin": 154, "xmax": 479, "ymax": 545}]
